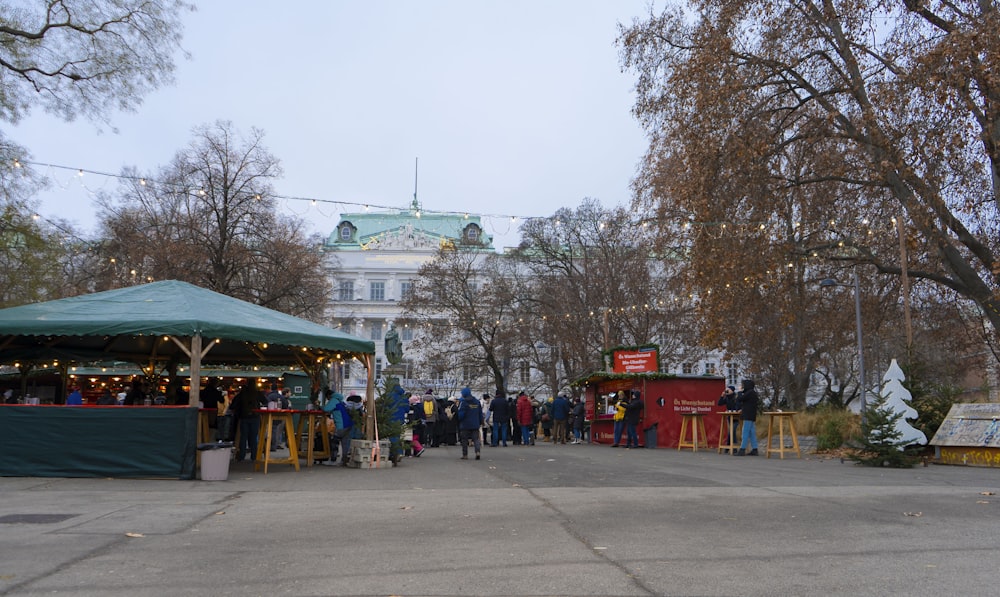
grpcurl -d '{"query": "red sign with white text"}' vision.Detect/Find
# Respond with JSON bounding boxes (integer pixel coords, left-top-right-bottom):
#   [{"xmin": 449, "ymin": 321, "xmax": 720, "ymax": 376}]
[{"xmin": 612, "ymin": 349, "xmax": 658, "ymax": 373}]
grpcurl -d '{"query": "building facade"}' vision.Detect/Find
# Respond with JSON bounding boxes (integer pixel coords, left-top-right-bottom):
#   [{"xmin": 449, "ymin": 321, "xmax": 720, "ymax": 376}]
[{"xmin": 322, "ymin": 202, "xmax": 494, "ymax": 396}]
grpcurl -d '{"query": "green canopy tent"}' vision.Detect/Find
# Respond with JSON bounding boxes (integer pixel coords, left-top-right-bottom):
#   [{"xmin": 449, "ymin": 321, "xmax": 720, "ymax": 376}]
[
  {"xmin": 0, "ymin": 280, "xmax": 375, "ymax": 404},
  {"xmin": 0, "ymin": 281, "xmax": 376, "ymax": 478}
]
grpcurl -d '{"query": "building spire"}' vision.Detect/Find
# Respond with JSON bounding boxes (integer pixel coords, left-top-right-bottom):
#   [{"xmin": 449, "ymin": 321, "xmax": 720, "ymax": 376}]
[{"xmin": 411, "ymin": 157, "xmax": 421, "ymax": 211}]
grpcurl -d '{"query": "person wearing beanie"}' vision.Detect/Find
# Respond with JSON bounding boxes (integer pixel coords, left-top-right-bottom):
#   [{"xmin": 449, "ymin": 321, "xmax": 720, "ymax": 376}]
[
  {"xmin": 422, "ymin": 390, "xmax": 441, "ymax": 447},
  {"xmin": 322, "ymin": 391, "xmax": 354, "ymax": 465},
  {"xmin": 456, "ymin": 387, "xmax": 484, "ymax": 460},
  {"xmin": 736, "ymin": 380, "xmax": 759, "ymax": 456}
]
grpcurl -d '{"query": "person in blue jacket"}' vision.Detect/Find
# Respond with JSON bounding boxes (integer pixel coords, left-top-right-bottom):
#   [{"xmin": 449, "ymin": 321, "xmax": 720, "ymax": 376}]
[
  {"xmin": 550, "ymin": 394, "xmax": 571, "ymax": 444},
  {"xmin": 66, "ymin": 386, "xmax": 83, "ymax": 405},
  {"xmin": 456, "ymin": 387, "xmax": 484, "ymax": 460},
  {"xmin": 323, "ymin": 391, "xmax": 354, "ymax": 465}
]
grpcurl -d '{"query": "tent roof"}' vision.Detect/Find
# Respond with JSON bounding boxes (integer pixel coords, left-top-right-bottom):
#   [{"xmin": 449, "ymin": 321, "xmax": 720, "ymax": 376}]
[{"xmin": 0, "ymin": 280, "xmax": 374, "ymax": 366}]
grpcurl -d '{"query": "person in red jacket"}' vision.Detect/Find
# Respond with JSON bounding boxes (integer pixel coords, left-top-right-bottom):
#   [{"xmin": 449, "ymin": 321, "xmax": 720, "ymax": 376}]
[{"xmin": 515, "ymin": 392, "xmax": 535, "ymax": 446}]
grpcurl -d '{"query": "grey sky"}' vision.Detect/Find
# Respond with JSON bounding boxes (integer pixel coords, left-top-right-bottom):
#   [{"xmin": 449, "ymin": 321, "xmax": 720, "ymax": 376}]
[{"xmin": 13, "ymin": 1, "xmax": 656, "ymax": 249}]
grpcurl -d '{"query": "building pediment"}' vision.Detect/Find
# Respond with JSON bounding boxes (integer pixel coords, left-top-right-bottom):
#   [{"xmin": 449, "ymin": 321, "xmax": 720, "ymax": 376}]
[{"xmin": 360, "ymin": 225, "xmax": 446, "ymax": 251}]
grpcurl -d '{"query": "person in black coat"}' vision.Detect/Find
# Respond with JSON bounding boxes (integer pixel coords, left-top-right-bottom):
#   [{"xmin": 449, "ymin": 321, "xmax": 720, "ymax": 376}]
[
  {"xmin": 717, "ymin": 385, "xmax": 740, "ymax": 453},
  {"xmin": 623, "ymin": 391, "xmax": 644, "ymax": 449},
  {"xmin": 231, "ymin": 380, "xmax": 266, "ymax": 462},
  {"xmin": 736, "ymin": 380, "xmax": 759, "ymax": 456},
  {"xmin": 570, "ymin": 397, "xmax": 586, "ymax": 444},
  {"xmin": 489, "ymin": 389, "xmax": 510, "ymax": 447}
]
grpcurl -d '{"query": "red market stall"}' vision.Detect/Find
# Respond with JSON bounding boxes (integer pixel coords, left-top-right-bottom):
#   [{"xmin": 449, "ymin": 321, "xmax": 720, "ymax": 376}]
[{"xmin": 582, "ymin": 372, "xmax": 726, "ymax": 448}]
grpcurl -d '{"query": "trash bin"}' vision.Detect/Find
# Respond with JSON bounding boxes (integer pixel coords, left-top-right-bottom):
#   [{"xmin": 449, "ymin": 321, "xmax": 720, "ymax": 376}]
[
  {"xmin": 198, "ymin": 442, "xmax": 233, "ymax": 480},
  {"xmin": 643, "ymin": 423, "xmax": 658, "ymax": 449}
]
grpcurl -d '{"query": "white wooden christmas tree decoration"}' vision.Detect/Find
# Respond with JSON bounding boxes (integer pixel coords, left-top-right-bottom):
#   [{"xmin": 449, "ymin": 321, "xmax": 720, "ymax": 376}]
[{"xmin": 879, "ymin": 358, "xmax": 927, "ymax": 447}]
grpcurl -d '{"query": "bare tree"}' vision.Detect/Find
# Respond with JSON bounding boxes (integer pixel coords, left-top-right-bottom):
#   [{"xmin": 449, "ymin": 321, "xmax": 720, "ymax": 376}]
[
  {"xmin": 513, "ymin": 200, "xmax": 701, "ymax": 392},
  {"xmin": 92, "ymin": 121, "xmax": 331, "ymax": 319},
  {"xmin": 620, "ymin": 0, "xmax": 1000, "ymax": 393},
  {"xmin": 400, "ymin": 247, "xmax": 524, "ymax": 395},
  {"xmin": 0, "ymin": 0, "xmax": 190, "ymax": 304},
  {"xmin": 0, "ymin": 0, "xmax": 190, "ymax": 128}
]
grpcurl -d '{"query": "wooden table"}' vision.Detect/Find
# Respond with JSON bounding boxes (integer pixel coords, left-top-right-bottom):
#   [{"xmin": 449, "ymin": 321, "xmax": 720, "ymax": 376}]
[
  {"xmin": 197, "ymin": 408, "xmax": 218, "ymax": 444},
  {"xmin": 295, "ymin": 410, "xmax": 331, "ymax": 466},
  {"xmin": 254, "ymin": 409, "xmax": 300, "ymax": 473},
  {"xmin": 764, "ymin": 411, "xmax": 801, "ymax": 459},
  {"xmin": 717, "ymin": 411, "xmax": 741, "ymax": 454},
  {"xmin": 678, "ymin": 412, "xmax": 709, "ymax": 452}
]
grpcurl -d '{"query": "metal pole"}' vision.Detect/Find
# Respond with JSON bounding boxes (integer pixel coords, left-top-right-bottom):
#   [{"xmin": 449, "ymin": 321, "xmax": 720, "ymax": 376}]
[
  {"xmin": 853, "ymin": 268, "xmax": 867, "ymax": 424},
  {"xmin": 896, "ymin": 217, "xmax": 913, "ymax": 352}
]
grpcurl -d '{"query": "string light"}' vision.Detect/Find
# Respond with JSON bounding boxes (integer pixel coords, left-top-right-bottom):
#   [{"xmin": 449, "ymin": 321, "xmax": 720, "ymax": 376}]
[{"xmin": 16, "ymin": 159, "xmax": 904, "ymax": 239}]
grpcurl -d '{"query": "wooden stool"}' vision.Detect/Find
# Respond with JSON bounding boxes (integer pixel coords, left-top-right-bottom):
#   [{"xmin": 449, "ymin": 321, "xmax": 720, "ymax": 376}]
[
  {"xmin": 717, "ymin": 411, "xmax": 741, "ymax": 454},
  {"xmin": 764, "ymin": 411, "xmax": 801, "ymax": 459},
  {"xmin": 255, "ymin": 410, "xmax": 300, "ymax": 473},
  {"xmin": 295, "ymin": 410, "xmax": 331, "ymax": 467},
  {"xmin": 678, "ymin": 413, "xmax": 708, "ymax": 452}
]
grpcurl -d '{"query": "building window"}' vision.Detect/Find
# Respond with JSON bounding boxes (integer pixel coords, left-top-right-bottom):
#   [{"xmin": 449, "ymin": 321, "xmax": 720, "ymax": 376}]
[
  {"xmin": 462, "ymin": 364, "xmax": 482, "ymax": 382},
  {"xmin": 467, "ymin": 227, "xmax": 478, "ymax": 242},
  {"xmin": 370, "ymin": 322, "xmax": 383, "ymax": 341},
  {"xmin": 375, "ymin": 358, "xmax": 383, "ymax": 379},
  {"xmin": 682, "ymin": 363, "xmax": 693, "ymax": 375},
  {"xmin": 400, "ymin": 280, "xmax": 413, "ymax": 300},
  {"xmin": 519, "ymin": 362, "xmax": 530, "ymax": 385},
  {"xmin": 705, "ymin": 362, "xmax": 717, "ymax": 375},
  {"xmin": 340, "ymin": 227, "xmax": 351, "ymax": 240},
  {"xmin": 401, "ymin": 326, "xmax": 413, "ymax": 341},
  {"xmin": 370, "ymin": 281, "xmax": 385, "ymax": 301},
  {"xmin": 338, "ymin": 280, "xmax": 354, "ymax": 301},
  {"xmin": 727, "ymin": 363, "xmax": 739, "ymax": 386}
]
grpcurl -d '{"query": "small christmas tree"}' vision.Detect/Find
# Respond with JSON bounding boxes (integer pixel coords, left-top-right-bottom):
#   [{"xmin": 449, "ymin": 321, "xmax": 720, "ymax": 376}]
[
  {"xmin": 848, "ymin": 394, "xmax": 920, "ymax": 467},
  {"xmin": 879, "ymin": 359, "xmax": 928, "ymax": 447}
]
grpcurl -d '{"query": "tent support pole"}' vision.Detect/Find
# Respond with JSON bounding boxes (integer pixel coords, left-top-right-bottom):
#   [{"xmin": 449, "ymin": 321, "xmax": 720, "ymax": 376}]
[
  {"xmin": 188, "ymin": 335, "xmax": 202, "ymax": 407},
  {"xmin": 363, "ymin": 353, "xmax": 376, "ymax": 441},
  {"xmin": 169, "ymin": 335, "xmax": 208, "ymax": 408}
]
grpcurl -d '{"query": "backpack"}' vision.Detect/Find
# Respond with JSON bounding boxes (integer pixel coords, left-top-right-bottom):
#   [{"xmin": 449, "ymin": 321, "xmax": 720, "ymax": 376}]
[{"xmin": 424, "ymin": 399, "xmax": 435, "ymax": 417}]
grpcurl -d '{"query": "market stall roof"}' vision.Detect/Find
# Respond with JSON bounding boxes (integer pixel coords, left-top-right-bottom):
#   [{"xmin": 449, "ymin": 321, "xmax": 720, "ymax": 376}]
[
  {"xmin": 0, "ymin": 280, "xmax": 374, "ymax": 366},
  {"xmin": 571, "ymin": 371, "xmax": 722, "ymax": 387}
]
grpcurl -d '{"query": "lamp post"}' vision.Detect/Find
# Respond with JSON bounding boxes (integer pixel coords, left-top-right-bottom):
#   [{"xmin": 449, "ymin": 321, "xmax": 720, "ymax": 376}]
[{"xmin": 820, "ymin": 269, "xmax": 866, "ymax": 423}]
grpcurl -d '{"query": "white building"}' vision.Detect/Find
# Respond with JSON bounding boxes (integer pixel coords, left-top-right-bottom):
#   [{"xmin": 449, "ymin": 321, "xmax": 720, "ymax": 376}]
[{"xmin": 323, "ymin": 201, "xmax": 494, "ymax": 396}]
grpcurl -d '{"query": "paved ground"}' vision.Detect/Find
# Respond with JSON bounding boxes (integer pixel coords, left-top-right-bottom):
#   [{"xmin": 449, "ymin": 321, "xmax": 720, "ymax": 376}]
[{"xmin": 1, "ymin": 440, "xmax": 997, "ymax": 596}]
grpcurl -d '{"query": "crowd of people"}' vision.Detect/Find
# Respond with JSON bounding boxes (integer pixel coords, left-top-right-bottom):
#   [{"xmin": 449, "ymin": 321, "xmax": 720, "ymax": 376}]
[{"xmin": 404, "ymin": 388, "xmax": 589, "ymax": 456}]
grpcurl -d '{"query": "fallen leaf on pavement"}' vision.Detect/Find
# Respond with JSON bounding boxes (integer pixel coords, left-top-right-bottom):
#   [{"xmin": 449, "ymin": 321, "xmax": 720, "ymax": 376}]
[{"xmin": 125, "ymin": 532, "xmax": 144, "ymax": 538}]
